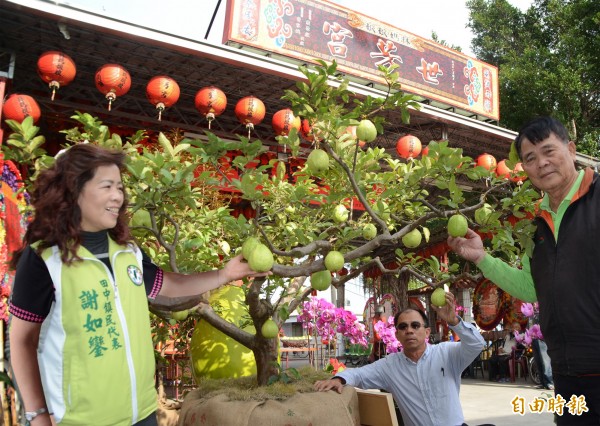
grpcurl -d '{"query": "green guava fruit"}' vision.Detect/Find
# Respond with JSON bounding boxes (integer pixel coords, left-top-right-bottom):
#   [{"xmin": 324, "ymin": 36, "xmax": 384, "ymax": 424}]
[
  {"xmin": 474, "ymin": 204, "xmax": 493, "ymax": 225},
  {"xmin": 261, "ymin": 319, "xmax": 279, "ymax": 339},
  {"xmin": 311, "ymin": 270, "xmax": 331, "ymax": 291},
  {"xmin": 241, "ymin": 237, "xmax": 261, "ymax": 260},
  {"xmin": 171, "ymin": 310, "xmax": 189, "ymax": 321},
  {"xmin": 448, "ymin": 214, "xmax": 468, "ymax": 238},
  {"xmin": 356, "ymin": 119, "xmax": 377, "ymax": 143},
  {"xmin": 131, "ymin": 209, "xmax": 151, "ymax": 228},
  {"xmin": 306, "ymin": 149, "xmax": 329, "ymax": 174},
  {"xmin": 431, "ymin": 288, "xmax": 447, "ymax": 307},
  {"xmin": 362, "ymin": 223, "xmax": 377, "ymax": 240},
  {"xmin": 247, "ymin": 243, "xmax": 274, "ymax": 272},
  {"xmin": 324, "ymin": 251, "xmax": 345, "ymax": 272},
  {"xmin": 333, "ymin": 204, "xmax": 349, "ymax": 223},
  {"xmin": 402, "ymin": 228, "xmax": 422, "ymax": 248}
]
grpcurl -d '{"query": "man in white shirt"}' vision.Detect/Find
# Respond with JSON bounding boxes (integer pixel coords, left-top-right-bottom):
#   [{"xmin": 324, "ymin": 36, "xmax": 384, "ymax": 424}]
[{"xmin": 314, "ymin": 291, "xmax": 484, "ymax": 426}]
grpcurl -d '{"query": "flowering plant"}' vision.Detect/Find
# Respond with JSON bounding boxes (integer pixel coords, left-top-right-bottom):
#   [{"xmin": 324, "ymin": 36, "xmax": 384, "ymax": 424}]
[
  {"xmin": 514, "ymin": 302, "xmax": 544, "ymax": 347},
  {"xmin": 373, "ymin": 316, "xmax": 402, "ymax": 353},
  {"xmin": 298, "ymin": 298, "xmax": 368, "ymax": 347},
  {"xmin": 0, "ymin": 160, "xmax": 29, "ymax": 323},
  {"xmin": 324, "ymin": 357, "xmax": 346, "ymax": 375}
]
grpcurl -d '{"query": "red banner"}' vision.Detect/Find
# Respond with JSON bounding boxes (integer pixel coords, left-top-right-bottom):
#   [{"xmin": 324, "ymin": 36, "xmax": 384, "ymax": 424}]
[{"xmin": 224, "ymin": 0, "xmax": 500, "ymax": 120}]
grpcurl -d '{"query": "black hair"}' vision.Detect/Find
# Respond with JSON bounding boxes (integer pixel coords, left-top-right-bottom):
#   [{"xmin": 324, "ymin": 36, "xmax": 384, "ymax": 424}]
[
  {"xmin": 394, "ymin": 308, "xmax": 429, "ymax": 329},
  {"xmin": 515, "ymin": 116, "xmax": 570, "ymax": 159}
]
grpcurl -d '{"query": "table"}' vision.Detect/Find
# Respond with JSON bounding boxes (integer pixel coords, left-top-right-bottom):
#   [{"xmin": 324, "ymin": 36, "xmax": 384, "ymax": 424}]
[{"xmin": 279, "ymin": 347, "xmax": 316, "ymax": 368}]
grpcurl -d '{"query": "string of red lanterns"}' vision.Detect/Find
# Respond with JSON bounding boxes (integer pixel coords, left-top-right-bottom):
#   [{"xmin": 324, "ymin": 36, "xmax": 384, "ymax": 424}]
[{"xmin": 6, "ymin": 50, "xmax": 528, "ymax": 188}]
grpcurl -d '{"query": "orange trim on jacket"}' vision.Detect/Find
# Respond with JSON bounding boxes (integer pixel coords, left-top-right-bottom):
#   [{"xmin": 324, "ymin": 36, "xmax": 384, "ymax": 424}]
[{"xmin": 537, "ymin": 168, "xmax": 594, "ymax": 232}]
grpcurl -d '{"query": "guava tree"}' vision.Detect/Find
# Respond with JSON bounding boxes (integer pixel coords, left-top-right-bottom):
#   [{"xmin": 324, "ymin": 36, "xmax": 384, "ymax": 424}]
[{"xmin": 3, "ymin": 61, "xmax": 540, "ymax": 387}]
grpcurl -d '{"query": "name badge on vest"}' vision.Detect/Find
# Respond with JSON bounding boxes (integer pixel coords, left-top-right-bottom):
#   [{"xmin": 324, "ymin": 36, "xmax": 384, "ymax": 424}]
[{"xmin": 127, "ymin": 265, "xmax": 143, "ymax": 286}]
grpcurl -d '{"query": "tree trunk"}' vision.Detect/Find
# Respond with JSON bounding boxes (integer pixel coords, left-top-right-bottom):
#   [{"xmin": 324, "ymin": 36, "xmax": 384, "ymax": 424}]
[
  {"xmin": 395, "ymin": 271, "xmax": 410, "ymax": 311},
  {"xmin": 380, "ymin": 271, "xmax": 409, "ymax": 312},
  {"xmin": 253, "ymin": 336, "xmax": 280, "ymax": 386},
  {"xmin": 335, "ymin": 285, "xmax": 345, "ymax": 308}
]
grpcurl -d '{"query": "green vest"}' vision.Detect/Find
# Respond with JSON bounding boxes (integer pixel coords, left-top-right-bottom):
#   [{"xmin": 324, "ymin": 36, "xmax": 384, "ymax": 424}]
[{"xmin": 37, "ymin": 239, "xmax": 156, "ymax": 425}]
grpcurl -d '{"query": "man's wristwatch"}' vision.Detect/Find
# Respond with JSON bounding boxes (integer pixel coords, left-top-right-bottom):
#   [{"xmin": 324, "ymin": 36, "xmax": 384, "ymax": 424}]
[{"xmin": 25, "ymin": 407, "xmax": 50, "ymax": 422}]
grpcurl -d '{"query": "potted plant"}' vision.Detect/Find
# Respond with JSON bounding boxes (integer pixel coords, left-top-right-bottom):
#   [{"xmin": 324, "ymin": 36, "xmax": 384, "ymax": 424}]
[{"xmin": 2, "ymin": 61, "xmax": 540, "ymax": 424}]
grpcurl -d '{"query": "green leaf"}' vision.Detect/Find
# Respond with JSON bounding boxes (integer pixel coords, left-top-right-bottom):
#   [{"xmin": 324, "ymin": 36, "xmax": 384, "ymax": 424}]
[
  {"xmin": 158, "ymin": 133, "xmax": 174, "ymax": 158},
  {"xmin": 0, "ymin": 371, "xmax": 14, "ymax": 388},
  {"xmin": 422, "ymin": 227, "xmax": 430, "ymax": 243},
  {"xmin": 507, "ymin": 141, "xmax": 520, "ymax": 169}
]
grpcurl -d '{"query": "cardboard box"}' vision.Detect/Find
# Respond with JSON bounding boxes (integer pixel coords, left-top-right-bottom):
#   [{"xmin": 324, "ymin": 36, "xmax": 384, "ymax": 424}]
[{"xmin": 356, "ymin": 388, "xmax": 399, "ymax": 426}]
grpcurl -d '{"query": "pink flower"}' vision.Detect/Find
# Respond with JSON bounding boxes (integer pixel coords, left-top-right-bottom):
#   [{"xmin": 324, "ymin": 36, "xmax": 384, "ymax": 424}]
[
  {"xmin": 514, "ymin": 330, "xmax": 524, "ymax": 344},
  {"xmin": 300, "ymin": 297, "xmax": 369, "ymax": 347},
  {"xmin": 373, "ymin": 316, "xmax": 402, "ymax": 354},
  {"xmin": 520, "ymin": 303, "xmax": 535, "ymax": 318},
  {"xmin": 529, "ymin": 324, "xmax": 544, "ymax": 340},
  {"xmin": 522, "ymin": 331, "xmax": 533, "ymax": 346}
]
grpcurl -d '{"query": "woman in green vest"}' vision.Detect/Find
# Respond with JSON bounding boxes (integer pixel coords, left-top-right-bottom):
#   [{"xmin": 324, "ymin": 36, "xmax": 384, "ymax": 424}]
[{"xmin": 8, "ymin": 143, "xmax": 269, "ymax": 425}]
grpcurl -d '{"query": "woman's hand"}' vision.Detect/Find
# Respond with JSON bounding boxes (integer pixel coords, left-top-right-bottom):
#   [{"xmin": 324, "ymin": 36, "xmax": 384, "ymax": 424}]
[{"xmin": 222, "ymin": 254, "xmax": 272, "ymax": 282}]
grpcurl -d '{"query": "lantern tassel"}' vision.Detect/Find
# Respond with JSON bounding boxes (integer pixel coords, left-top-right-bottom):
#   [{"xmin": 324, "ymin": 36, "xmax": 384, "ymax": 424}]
[
  {"xmin": 156, "ymin": 103, "xmax": 165, "ymax": 121},
  {"xmin": 207, "ymin": 113, "xmax": 215, "ymax": 130},
  {"xmin": 49, "ymin": 81, "xmax": 60, "ymax": 101},
  {"xmin": 106, "ymin": 92, "xmax": 117, "ymax": 112}
]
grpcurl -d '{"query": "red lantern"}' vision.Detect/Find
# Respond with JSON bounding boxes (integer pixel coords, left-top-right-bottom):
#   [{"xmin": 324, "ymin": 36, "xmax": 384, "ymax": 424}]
[
  {"xmin": 300, "ymin": 119, "xmax": 315, "ymax": 142},
  {"xmin": 146, "ymin": 76, "xmax": 180, "ymax": 121},
  {"xmin": 421, "ymin": 145, "xmax": 429, "ymax": 157},
  {"xmin": 476, "ymin": 153, "xmax": 497, "ymax": 171},
  {"xmin": 37, "ymin": 51, "xmax": 76, "ymax": 100},
  {"xmin": 234, "ymin": 96, "xmax": 265, "ymax": 137},
  {"xmin": 495, "ymin": 159, "xmax": 511, "ymax": 179},
  {"xmin": 95, "ymin": 64, "xmax": 131, "ymax": 111},
  {"xmin": 511, "ymin": 162, "xmax": 527, "ymax": 183},
  {"xmin": 194, "ymin": 86, "xmax": 227, "ymax": 129},
  {"xmin": 2, "ymin": 94, "xmax": 41, "ymax": 124},
  {"xmin": 396, "ymin": 135, "xmax": 422, "ymax": 159},
  {"xmin": 272, "ymin": 108, "xmax": 301, "ymax": 136}
]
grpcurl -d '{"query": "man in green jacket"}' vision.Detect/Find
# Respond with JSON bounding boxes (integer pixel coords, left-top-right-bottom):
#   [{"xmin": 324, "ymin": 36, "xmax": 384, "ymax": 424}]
[{"xmin": 448, "ymin": 116, "xmax": 600, "ymax": 425}]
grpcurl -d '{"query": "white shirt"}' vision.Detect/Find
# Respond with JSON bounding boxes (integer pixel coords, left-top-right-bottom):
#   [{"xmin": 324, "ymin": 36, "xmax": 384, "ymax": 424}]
[
  {"xmin": 337, "ymin": 319, "xmax": 485, "ymax": 426},
  {"xmin": 499, "ymin": 334, "xmax": 516, "ymax": 356}
]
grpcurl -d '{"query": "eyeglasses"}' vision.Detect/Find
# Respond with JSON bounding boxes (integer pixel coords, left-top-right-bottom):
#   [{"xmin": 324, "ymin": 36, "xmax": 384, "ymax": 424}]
[{"xmin": 396, "ymin": 321, "xmax": 426, "ymax": 331}]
